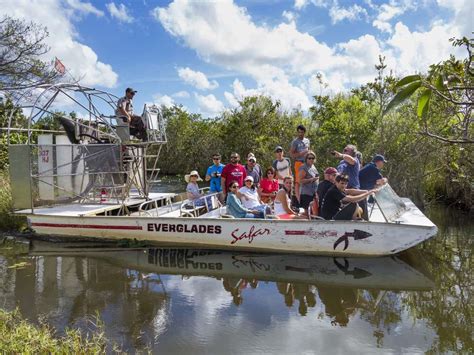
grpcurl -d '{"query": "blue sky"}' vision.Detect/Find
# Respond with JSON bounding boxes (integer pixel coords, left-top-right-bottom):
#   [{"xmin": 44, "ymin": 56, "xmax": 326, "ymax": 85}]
[{"xmin": 2, "ymin": 0, "xmax": 472, "ymax": 116}]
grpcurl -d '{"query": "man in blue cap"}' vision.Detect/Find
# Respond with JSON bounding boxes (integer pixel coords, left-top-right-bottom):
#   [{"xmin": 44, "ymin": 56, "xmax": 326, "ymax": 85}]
[{"xmin": 359, "ymin": 154, "xmax": 388, "ymax": 220}]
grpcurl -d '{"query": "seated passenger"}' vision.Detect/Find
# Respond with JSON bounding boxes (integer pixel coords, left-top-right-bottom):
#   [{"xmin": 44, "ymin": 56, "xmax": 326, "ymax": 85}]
[
  {"xmin": 258, "ymin": 167, "xmax": 279, "ymax": 204},
  {"xmin": 274, "ymin": 176, "xmax": 305, "ymax": 219},
  {"xmin": 185, "ymin": 170, "xmax": 211, "ymax": 207},
  {"xmin": 239, "ymin": 176, "xmax": 272, "ymax": 215},
  {"xmin": 317, "ymin": 167, "xmax": 338, "ymax": 210},
  {"xmin": 226, "ymin": 182, "xmax": 265, "ymax": 218},
  {"xmin": 115, "ymin": 87, "xmax": 147, "ymax": 141},
  {"xmin": 320, "ymin": 174, "xmax": 379, "ymax": 220}
]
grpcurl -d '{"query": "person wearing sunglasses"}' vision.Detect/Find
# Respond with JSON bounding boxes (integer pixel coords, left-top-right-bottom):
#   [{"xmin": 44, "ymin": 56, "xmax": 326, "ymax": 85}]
[
  {"xmin": 332, "ymin": 144, "xmax": 361, "ymax": 189},
  {"xmin": 320, "ymin": 174, "xmax": 379, "ymax": 220},
  {"xmin": 221, "ymin": 153, "xmax": 247, "ymax": 199},
  {"xmin": 205, "ymin": 153, "xmax": 225, "ymax": 202},
  {"xmin": 226, "ymin": 182, "xmax": 264, "ymax": 219},
  {"xmin": 298, "ymin": 151, "xmax": 319, "ymax": 213},
  {"xmin": 259, "ymin": 167, "xmax": 279, "ymax": 204}
]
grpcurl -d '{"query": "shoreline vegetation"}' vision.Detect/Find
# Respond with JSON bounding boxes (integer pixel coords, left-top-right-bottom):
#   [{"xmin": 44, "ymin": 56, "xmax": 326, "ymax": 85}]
[{"xmin": 0, "ymin": 308, "xmax": 119, "ymax": 353}]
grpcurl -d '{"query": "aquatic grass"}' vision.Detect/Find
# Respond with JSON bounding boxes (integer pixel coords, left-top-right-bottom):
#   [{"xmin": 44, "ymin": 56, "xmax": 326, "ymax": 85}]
[
  {"xmin": 0, "ymin": 170, "xmax": 26, "ymax": 232},
  {"xmin": 0, "ymin": 308, "xmax": 120, "ymax": 354}
]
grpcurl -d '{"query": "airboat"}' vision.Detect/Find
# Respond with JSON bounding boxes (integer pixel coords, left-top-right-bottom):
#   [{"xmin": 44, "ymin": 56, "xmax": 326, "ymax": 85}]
[{"xmin": 4, "ymin": 84, "xmax": 438, "ymax": 256}]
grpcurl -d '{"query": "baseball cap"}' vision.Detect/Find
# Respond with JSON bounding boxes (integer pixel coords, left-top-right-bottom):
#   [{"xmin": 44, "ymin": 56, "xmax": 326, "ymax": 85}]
[
  {"xmin": 126, "ymin": 87, "xmax": 137, "ymax": 94},
  {"xmin": 324, "ymin": 167, "xmax": 338, "ymax": 175},
  {"xmin": 274, "ymin": 146, "xmax": 283, "ymax": 152},
  {"xmin": 373, "ymin": 154, "xmax": 387, "ymax": 163},
  {"xmin": 244, "ymin": 176, "xmax": 254, "ymax": 182}
]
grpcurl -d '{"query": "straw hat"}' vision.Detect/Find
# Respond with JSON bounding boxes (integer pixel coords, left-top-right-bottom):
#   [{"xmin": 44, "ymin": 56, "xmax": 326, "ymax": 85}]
[{"xmin": 185, "ymin": 170, "xmax": 203, "ymax": 183}]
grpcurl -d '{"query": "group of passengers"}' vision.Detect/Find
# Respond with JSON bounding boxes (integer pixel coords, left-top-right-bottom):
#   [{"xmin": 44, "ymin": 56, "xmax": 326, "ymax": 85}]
[{"xmin": 184, "ymin": 124, "xmax": 387, "ymax": 221}]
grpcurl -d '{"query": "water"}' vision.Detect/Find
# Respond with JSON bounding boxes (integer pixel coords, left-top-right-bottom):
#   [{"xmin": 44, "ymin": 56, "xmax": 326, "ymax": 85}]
[{"xmin": 0, "ymin": 205, "xmax": 472, "ymax": 353}]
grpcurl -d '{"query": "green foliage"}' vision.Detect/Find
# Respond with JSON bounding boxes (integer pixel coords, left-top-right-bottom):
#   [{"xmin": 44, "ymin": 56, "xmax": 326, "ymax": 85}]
[
  {"xmin": 384, "ymin": 80, "xmax": 421, "ymax": 114},
  {"xmin": 0, "ymin": 170, "xmax": 26, "ymax": 231},
  {"xmin": 0, "ymin": 308, "xmax": 119, "ymax": 353}
]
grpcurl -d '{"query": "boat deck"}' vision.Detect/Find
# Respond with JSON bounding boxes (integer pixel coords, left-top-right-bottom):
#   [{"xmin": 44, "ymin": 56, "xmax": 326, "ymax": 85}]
[{"xmin": 15, "ymin": 192, "xmax": 176, "ymax": 217}]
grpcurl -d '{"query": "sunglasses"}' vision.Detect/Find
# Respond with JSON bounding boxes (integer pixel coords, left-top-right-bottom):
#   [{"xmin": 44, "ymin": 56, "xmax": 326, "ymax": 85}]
[
  {"xmin": 231, "ymin": 156, "xmax": 238, "ymax": 159},
  {"xmin": 267, "ymin": 172, "xmax": 274, "ymax": 175},
  {"xmin": 190, "ymin": 175, "xmax": 198, "ymax": 177},
  {"xmin": 276, "ymin": 149, "xmax": 283, "ymax": 153},
  {"xmin": 245, "ymin": 180, "xmax": 253, "ymax": 183},
  {"xmin": 307, "ymin": 157, "xmax": 315, "ymax": 160},
  {"xmin": 213, "ymin": 158, "xmax": 220, "ymax": 160},
  {"xmin": 230, "ymin": 185, "xmax": 238, "ymax": 189}
]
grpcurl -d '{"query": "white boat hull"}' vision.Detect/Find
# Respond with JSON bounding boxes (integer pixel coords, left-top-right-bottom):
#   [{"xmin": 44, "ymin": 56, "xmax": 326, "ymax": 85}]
[{"xmin": 26, "ymin": 211, "xmax": 437, "ymax": 257}]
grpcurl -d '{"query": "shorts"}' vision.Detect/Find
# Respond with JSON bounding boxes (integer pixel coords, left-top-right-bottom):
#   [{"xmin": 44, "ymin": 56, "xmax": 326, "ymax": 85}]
[{"xmin": 294, "ymin": 161, "xmax": 304, "ymax": 183}]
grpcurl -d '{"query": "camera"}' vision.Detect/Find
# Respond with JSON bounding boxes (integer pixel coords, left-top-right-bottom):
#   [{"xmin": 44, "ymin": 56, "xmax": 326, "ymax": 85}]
[{"xmin": 331, "ymin": 151, "xmax": 336, "ymax": 156}]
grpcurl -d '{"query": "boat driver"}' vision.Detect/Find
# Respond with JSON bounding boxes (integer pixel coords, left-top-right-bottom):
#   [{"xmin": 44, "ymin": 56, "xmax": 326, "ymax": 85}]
[{"xmin": 115, "ymin": 87, "xmax": 147, "ymax": 141}]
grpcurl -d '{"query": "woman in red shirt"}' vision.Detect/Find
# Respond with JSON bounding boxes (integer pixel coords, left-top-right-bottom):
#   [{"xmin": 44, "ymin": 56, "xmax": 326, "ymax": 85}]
[{"xmin": 259, "ymin": 167, "xmax": 280, "ymax": 204}]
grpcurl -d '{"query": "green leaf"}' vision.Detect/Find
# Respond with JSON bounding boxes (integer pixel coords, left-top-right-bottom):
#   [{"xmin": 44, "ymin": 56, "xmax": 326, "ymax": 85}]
[
  {"xmin": 395, "ymin": 75, "xmax": 421, "ymax": 88},
  {"xmin": 435, "ymin": 75, "xmax": 445, "ymax": 91},
  {"xmin": 417, "ymin": 89, "xmax": 432, "ymax": 118},
  {"xmin": 384, "ymin": 81, "xmax": 421, "ymax": 114}
]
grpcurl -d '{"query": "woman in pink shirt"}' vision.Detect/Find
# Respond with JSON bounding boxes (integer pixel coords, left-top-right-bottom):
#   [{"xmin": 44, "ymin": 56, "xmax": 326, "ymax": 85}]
[{"xmin": 259, "ymin": 167, "xmax": 279, "ymax": 204}]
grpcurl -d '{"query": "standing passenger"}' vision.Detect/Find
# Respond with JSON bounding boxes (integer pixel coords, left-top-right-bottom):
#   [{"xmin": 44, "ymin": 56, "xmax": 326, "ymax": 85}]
[
  {"xmin": 359, "ymin": 154, "xmax": 388, "ymax": 220},
  {"xmin": 298, "ymin": 151, "xmax": 319, "ymax": 211},
  {"xmin": 272, "ymin": 146, "xmax": 292, "ymax": 188},
  {"xmin": 333, "ymin": 144, "xmax": 360, "ymax": 189},
  {"xmin": 221, "ymin": 153, "xmax": 247, "ymax": 199},
  {"xmin": 259, "ymin": 167, "xmax": 279, "ymax": 204},
  {"xmin": 245, "ymin": 153, "xmax": 262, "ymax": 186},
  {"xmin": 290, "ymin": 125, "xmax": 310, "ymax": 205},
  {"xmin": 205, "ymin": 153, "xmax": 225, "ymax": 202}
]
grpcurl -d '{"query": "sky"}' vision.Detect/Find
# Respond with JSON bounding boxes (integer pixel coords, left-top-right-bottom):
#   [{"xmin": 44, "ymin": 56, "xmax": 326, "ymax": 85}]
[{"xmin": 1, "ymin": 0, "xmax": 472, "ymax": 117}]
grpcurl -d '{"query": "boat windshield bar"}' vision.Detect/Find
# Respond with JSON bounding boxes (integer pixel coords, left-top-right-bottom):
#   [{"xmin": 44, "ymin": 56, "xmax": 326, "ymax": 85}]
[{"xmin": 373, "ymin": 185, "xmax": 407, "ymax": 222}]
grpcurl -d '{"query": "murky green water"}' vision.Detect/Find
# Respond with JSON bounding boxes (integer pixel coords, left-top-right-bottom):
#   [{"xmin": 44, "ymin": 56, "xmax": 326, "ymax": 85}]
[{"xmin": 0, "ymin": 204, "xmax": 472, "ymax": 354}]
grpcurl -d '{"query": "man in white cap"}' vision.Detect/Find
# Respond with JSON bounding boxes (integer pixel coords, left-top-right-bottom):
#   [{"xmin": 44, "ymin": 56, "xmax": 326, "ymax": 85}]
[{"xmin": 245, "ymin": 152, "xmax": 262, "ymax": 186}]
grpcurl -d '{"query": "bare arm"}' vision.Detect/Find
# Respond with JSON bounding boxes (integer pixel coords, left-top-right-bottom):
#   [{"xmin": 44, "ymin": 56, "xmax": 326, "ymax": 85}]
[
  {"xmin": 117, "ymin": 103, "xmax": 131, "ymax": 122},
  {"xmin": 277, "ymin": 190, "xmax": 296, "ymax": 215},
  {"xmin": 334, "ymin": 151, "xmax": 356, "ymax": 165}
]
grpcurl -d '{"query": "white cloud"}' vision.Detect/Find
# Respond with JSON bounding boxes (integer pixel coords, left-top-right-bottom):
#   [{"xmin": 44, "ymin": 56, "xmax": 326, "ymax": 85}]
[
  {"xmin": 106, "ymin": 2, "xmax": 134, "ymax": 23},
  {"xmin": 3, "ymin": 0, "xmax": 118, "ymax": 88},
  {"xmin": 153, "ymin": 93, "xmax": 175, "ymax": 107},
  {"xmin": 177, "ymin": 67, "xmax": 219, "ymax": 90},
  {"xmin": 65, "ymin": 0, "xmax": 104, "ymax": 17},
  {"xmin": 172, "ymin": 90, "xmax": 190, "ymax": 98},
  {"xmin": 372, "ymin": 3, "xmax": 407, "ymax": 33},
  {"xmin": 224, "ymin": 91, "xmax": 239, "ymax": 108},
  {"xmin": 282, "ymin": 10, "xmax": 297, "ymax": 23},
  {"xmin": 329, "ymin": 3, "xmax": 368, "ymax": 24},
  {"xmin": 154, "ymin": 0, "xmax": 469, "ymax": 111},
  {"xmin": 194, "ymin": 93, "xmax": 224, "ymax": 116}
]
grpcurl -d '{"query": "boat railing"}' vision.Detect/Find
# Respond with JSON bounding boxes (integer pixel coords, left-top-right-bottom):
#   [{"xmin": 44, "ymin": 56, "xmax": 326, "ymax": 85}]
[
  {"xmin": 137, "ymin": 196, "xmax": 176, "ymax": 216},
  {"xmin": 180, "ymin": 192, "xmax": 222, "ymax": 218}
]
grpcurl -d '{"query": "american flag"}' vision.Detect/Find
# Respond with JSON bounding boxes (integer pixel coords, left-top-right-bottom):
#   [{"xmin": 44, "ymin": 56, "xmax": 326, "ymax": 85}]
[{"xmin": 54, "ymin": 57, "xmax": 66, "ymax": 74}]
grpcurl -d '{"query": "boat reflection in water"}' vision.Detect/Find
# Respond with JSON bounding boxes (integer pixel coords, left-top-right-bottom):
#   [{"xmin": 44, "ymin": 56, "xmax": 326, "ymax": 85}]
[
  {"xmin": 27, "ymin": 242, "xmax": 434, "ymax": 324},
  {"xmin": 0, "ymin": 240, "xmax": 437, "ymax": 350}
]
